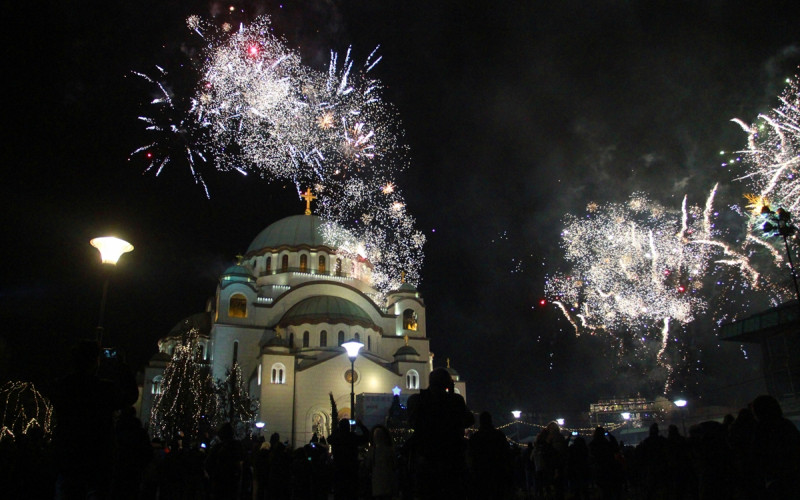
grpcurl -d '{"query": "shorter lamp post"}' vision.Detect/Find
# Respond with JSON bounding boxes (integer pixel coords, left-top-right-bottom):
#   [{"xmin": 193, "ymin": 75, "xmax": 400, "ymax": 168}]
[
  {"xmin": 90, "ymin": 236, "xmax": 133, "ymax": 346},
  {"xmin": 512, "ymin": 410, "xmax": 522, "ymax": 442},
  {"xmin": 674, "ymin": 399, "xmax": 688, "ymax": 435},
  {"xmin": 342, "ymin": 339, "xmax": 364, "ymax": 423}
]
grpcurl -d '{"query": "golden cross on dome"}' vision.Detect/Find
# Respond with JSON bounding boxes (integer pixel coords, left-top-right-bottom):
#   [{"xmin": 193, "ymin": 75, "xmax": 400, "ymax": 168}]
[
  {"xmin": 446, "ymin": 357, "xmax": 451, "ymax": 368},
  {"xmin": 401, "ymin": 270, "xmax": 406, "ymax": 284},
  {"xmin": 301, "ymin": 188, "xmax": 317, "ymax": 215}
]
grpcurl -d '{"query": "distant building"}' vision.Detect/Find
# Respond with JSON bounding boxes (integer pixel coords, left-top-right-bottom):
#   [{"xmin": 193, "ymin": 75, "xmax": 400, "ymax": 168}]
[
  {"xmin": 720, "ymin": 300, "xmax": 800, "ymax": 404},
  {"xmin": 140, "ymin": 204, "xmax": 466, "ymax": 446}
]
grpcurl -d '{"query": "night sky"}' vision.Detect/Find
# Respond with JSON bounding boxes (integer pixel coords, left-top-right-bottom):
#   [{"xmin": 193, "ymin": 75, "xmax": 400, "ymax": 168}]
[{"xmin": 4, "ymin": 1, "xmax": 800, "ymax": 420}]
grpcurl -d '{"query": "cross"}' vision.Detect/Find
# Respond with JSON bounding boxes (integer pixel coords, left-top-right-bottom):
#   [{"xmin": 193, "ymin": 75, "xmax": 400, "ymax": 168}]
[{"xmin": 301, "ymin": 188, "xmax": 317, "ymax": 215}]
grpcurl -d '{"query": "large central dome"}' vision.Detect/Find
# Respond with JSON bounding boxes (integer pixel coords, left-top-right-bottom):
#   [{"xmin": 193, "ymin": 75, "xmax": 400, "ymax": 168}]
[{"xmin": 247, "ymin": 215, "xmax": 329, "ymax": 253}]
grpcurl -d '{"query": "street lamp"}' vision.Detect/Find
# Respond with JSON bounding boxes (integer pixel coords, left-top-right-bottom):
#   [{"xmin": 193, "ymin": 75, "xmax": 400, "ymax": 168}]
[
  {"xmin": 342, "ymin": 339, "xmax": 364, "ymax": 422},
  {"xmin": 674, "ymin": 398, "xmax": 688, "ymax": 434},
  {"xmin": 556, "ymin": 418, "xmax": 565, "ymax": 427},
  {"xmin": 90, "ymin": 236, "xmax": 133, "ymax": 346},
  {"xmin": 512, "ymin": 410, "xmax": 522, "ymax": 442}
]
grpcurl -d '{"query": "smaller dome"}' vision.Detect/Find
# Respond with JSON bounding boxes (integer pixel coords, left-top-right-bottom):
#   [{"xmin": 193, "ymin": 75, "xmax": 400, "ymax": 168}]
[
  {"xmin": 394, "ymin": 345, "xmax": 419, "ymax": 357},
  {"xmin": 222, "ymin": 264, "xmax": 254, "ymax": 278},
  {"xmin": 398, "ymin": 282, "xmax": 417, "ymax": 292},
  {"xmin": 279, "ymin": 296, "xmax": 377, "ymax": 329},
  {"xmin": 446, "ymin": 366, "xmax": 460, "ymax": 381},
  {"xmin": 265, "ymin": 336, "xmax": 289, "ymax": 347}
]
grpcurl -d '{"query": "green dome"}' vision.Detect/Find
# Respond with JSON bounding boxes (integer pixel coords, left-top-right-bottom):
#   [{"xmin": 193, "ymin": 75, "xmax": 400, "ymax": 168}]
[
  {"xmin": 247, "ymin": 215, "xmax": 329, "ymax": 253},
  {"xmin": 394, "ymin": 345, "xmax": 419, "ymax": 357},
  {"xmin": 278, "ymin": 296, "xmax": 377, "ymax": 329}
]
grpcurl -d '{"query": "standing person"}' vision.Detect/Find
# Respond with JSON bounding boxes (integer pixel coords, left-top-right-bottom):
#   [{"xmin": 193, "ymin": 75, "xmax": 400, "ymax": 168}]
[
  {"xmin": 567, "ymin": 436, "xmax": 591, "ymax": 500},
  {"xmin": 51, "ymin": 340, "xmax": 133, "ymax": 500},
  {"xmin": 750, "ymin": 394, "xmax": 800, "ymax": 498},
  {"xmin": 365, "ymin": 425, "xmax": 396, "ymax": 500},
  {"xmin": 328, "ymin": 419, "xmax": 369, "ymax": 500},
  {"xmin": 545, "ymin": 421, "xmax": 568, "ymax": 500},
  {"xmin": 406, "ymin": 367, "xmax": 474, "ymax": 500},
  {"xmin": 205, "ymin": 422, "xmax": 244, "ymax": 500},
  {"xmin": 532, "ymin": 428, "xmax": 551, "ymax": 499},
  {"xmin": 467, "ymin": 411, "xmax": 511, "ymax": 500}
]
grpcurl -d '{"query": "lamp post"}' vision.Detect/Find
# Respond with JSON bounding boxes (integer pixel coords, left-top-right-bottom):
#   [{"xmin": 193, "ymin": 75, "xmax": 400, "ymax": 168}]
[
  {"xmin": 512, "ymin": 410, "xmax": 522, "ymax": 442},
  {"xmin": 674, "ymin": 398, "xmax": 688, "ymax": 435},
  {"xmin": 90, "ymin": 236, "xmax": 133, "ymax": 346},
  {"xmin": 342, "ymin": 339, "xmax": 364, "ymax": 422}
]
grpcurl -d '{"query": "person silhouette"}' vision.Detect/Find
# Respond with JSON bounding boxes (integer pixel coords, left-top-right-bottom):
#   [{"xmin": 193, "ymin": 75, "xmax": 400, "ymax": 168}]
[{"xmin": 407, "ymin": 367, "xmax": 474, "ymax": 500}]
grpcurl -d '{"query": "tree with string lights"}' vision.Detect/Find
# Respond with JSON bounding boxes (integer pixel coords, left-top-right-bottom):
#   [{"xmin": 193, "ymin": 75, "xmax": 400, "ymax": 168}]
[
  {"xmin": 214, "ymin": 361, "xmax": 258, "ymax": 438},
  {"xmin": 150, "ymin": 329, "xmax": 216, "ymax": 441}
]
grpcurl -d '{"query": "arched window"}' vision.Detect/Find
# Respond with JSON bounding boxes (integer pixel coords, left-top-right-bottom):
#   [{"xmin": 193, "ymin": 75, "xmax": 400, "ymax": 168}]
[
  {"xmin": 367, "ymin": 336, "xmax": 371, "ymax": 351},
  {"xmin": 335, "ymin": 258, "xmax": 342, "ymax": 275},
  {"xmin": 265, "ymin": 256, "xmax": 272, "ymax": 274},
  {"xmin": 320, "ymin": 330, "xmax": 327, "ymax": 347},
  {"xmin": 318, "ymin": 255, "xmax": 326, "ymax": 274},
  {"xmin": 300, "ymin": 254, "xmax": 308, "ymax": 272},
  {"xmin": 354, "ymin": 332, "xmax": 360, "ymax": 342},
  {"xmin": 406, "ymin": 369, "xmax": 420, "ymax": 390},
  {"xmin": 271, "ymin": 363, "xmax": 286, "ymax": 384},
  {"xmin": 303, "ymin": 331, "xmax": 309, "ymax": 348},
  {"xmin": 403, "ymin": 309, "xmax": 418, "ymax": 331},
  {"xmin": 289, "ymin": 332, "xmax": 295, "ymax": 348},
  {"xmin": 152, "ymin": 375, "xmax": 163, "ymax": 395},
  {"xmin": 229, "ymin": 294, "xmax": 248, "ymax": 318},
  {"xmin": 233, "ymin": 341, "xmax": 239, "ymax": 363},
  {"xmin": 281, "ymin": 255, "xmax": 289, "ymax": 272},
  {"xmin": 338, "ymin": 331, "xmax": 345, "ymax": 346}
]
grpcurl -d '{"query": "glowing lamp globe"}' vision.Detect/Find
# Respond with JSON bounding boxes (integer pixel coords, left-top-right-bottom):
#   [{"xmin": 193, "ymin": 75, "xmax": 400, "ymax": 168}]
[
  {"xmin": 91, "ymin": 237, "xmax": 134, "ymax": 265},
  {"xmin": 621, "ymin": 412, "xmax": 631, "ymax": 420},
  {"xmin": 342, "ymin": 339, "xmax": 364, "ymax": 360},
  {"xmin": 511, "ymin": 410, "xmax": 522, "ymax": 419},
  {"xmin": 556, "ymin": 418, "xmax": 565, "ymax": 426},
  {"xmin": 255, "ymin": 421, "xmax": 265, "ymax": 429},
  {"xmin": 674, "ymin": 399, "xmax": 688, "ymax": 408}
]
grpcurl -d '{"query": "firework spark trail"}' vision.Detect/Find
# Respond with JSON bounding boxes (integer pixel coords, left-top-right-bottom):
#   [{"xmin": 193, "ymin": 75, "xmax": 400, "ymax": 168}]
[
  {"xmin": 133, "ymin": 15, "xmax": 422, "ymax": 298},
  {"xmin": 544, "ymin": 187, "xmax": 766, "ymax": 392},
  {"xmin": 733, "ymin": 75, "xmax": 800, "ymax": 213}
]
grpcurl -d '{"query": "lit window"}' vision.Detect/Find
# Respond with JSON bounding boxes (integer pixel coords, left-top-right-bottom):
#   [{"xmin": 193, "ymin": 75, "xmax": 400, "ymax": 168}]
[
  {"xmin": 300, "ymin": 254, "xmax": 308, "ymax": 272},
  {"xmin": 152, "ymin": 375, "xmax": 163, "ymax": 395},
  {"xmin": 320, "ymin": 330, "xmax": 327, "ymax": 347},
  {"xmin": 403, "ymin": 309, "xmax": 418, "ymax": 331},
  {"xmin": 265, "ymin": 256, "xmax": 272, "ymax": 274},
  {"xmin": 229, "ymin": 294, "xmax": 248, "ymax": 318},
  {"xmin": 406, "ymin": 369, "xmax": 420, "ymax": 390},
  {"xmin": 281, "ymin": 255, "xmax": 289, "ymax": 272},
  {"xmin": 303, "ymin": 331, "xmax": 310, "ymax": 348},
  {"xmin": 271, "ymin": 363, "xmax": 286, "ymax": 384},
  {"xmin": 318, "ymin": 255, "xmax": 326, "ymax": 273}
]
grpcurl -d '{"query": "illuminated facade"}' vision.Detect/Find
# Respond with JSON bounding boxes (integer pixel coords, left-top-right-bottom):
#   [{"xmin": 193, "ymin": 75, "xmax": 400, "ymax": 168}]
[{"xmin": 141, "ymin": 210, "xmax": 466, "ymax": 446}]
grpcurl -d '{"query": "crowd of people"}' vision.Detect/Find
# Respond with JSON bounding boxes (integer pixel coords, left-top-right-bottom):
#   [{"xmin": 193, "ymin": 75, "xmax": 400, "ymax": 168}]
[{"xmin": 1, "ymin": 344, "xmax": 799, "ymax": 500}]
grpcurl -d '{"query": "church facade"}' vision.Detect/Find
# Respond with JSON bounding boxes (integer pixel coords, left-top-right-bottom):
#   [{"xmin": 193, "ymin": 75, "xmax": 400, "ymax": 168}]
[{"xmin": 140, "ymin": 207, "xmax": 466, "ymax": 446}]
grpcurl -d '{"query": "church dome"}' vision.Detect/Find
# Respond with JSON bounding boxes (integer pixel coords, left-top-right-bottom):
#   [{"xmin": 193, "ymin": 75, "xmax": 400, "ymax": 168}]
[
  {"xmin": 222, "ymin": 264, "xmax": 254, "ymax": 279},
  {"xmin": 247, "ymin": 215, "xmax": 329, "ymax": 253},
  {"xmin": 393, "ymin": 345, "xmax": 419, "ymax": 357},
  {"xmin": 278, "ymin": 296, "xmax": 377, "ymax": 329}
]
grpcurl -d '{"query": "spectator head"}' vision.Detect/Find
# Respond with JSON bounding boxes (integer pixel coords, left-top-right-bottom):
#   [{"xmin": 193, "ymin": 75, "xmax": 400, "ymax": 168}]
[
  {"xmin": 751, "ymin": 394, "xmax": 783, "ymax": 422},
  {"xmin": 649, "ymin": 422, "xmax": 659, "ymax": 437},
  {"xmin": 70, "ymin": 340, "xmax": 100, "ymax": 374},
  {"xmin": 217, "ymin": 422, "xmax": 234, "ymax": 441},
  {"xmin": 428, "ymin": 367, "xmax": 453, "ymax": 392}
]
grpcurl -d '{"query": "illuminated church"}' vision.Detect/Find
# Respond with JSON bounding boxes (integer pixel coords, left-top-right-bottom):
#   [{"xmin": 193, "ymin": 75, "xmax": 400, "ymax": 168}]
[{"xmin": 140, "ymin": 194, "xmax": 466, "ymax": 446}]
